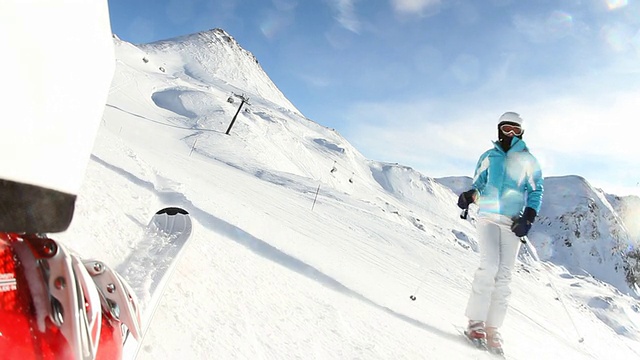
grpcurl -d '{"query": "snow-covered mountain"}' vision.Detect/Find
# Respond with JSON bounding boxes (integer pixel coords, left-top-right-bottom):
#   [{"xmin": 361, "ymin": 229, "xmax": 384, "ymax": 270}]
[
  {"xmin": 59, "ymin": 28, "xmax": 640, "ymax": 358},
  {"xmin": 528, "ymin": 176, "xmax": 639, "ymax": 295}
]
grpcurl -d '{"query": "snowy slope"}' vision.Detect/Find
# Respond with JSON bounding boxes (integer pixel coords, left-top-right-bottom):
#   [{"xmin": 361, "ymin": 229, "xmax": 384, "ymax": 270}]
[{"xmin": 55, "ymin": 30, "xmax": 640, "ymax": 359}]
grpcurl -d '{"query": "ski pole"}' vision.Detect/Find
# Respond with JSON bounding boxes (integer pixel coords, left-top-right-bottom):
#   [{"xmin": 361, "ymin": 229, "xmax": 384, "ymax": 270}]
[
  {"xmin": 460, "ymin": 208, "xmax": 468, "ymax": 219},
  {"xmin": 522, "ymin": 236, "xmax": 585, "ymax": 343}
]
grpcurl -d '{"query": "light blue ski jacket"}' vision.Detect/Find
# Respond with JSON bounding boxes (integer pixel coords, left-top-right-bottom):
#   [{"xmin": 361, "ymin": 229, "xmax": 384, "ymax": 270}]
[{"xmin": 471, "ymin": 137, "xmax": 543, "ymax": 219}]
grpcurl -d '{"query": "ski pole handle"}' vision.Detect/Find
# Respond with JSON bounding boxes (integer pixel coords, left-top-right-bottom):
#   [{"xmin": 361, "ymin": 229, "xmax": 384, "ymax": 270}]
[{"xmin": 460, "ymin": 208, "xmax": 468, "ymax": 219}]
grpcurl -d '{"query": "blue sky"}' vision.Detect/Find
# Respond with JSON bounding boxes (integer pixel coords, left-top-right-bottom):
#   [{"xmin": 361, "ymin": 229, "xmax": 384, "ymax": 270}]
[{"xmin": 108, "ymin": 0, "xmax": 640, "ymax": 196}]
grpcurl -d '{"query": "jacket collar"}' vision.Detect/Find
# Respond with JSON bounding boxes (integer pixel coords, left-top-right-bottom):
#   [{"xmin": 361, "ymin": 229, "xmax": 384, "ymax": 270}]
[{"xmin": 493, "ymin": 137, "xmax": 527, "ymax": 154}]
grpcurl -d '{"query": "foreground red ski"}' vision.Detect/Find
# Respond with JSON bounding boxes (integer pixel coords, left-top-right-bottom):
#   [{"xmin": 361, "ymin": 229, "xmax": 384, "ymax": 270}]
[{"xmin": 0, "ymin": 233, "xmax": 141, "ymax": 359}]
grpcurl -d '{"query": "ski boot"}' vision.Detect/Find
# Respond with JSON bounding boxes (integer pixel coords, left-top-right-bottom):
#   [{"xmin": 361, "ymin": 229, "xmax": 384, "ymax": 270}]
[
  {"xmin": 487, "ymin": 327, "xmax": 505, "ymax": 357},
  {"xmin": 464, "ymin": 320, "xmax": 488, "ymax": 349},
  {"xmin": 0, "ymin": 233, "xmax": 141, "ymax": 359}
]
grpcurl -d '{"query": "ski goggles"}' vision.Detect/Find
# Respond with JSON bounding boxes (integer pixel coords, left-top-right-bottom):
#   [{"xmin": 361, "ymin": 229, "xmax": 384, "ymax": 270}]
[{"xmin": 500, "ymin": 123, "xmax": 523, "ymax": 136}]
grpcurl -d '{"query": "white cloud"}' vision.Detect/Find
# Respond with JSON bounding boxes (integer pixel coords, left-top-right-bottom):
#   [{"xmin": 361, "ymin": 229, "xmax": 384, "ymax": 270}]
[
  {"xmin": 512, "ymin": 11, "xmax": 575, "ymax": 43},
  {"xmin": 390, "ymin": 0, "xmax": 443, "ymax": 16},
  {"xmin": 326, "ymin": 0, "xmax": 361, "ymax": 33},
  {"xmin": 526, "ymin": 90, "xmax": 639, "ymax": 159},
  {"xmin": 601, "ymin": 22, "xmax": 638, "ymax": 53}
]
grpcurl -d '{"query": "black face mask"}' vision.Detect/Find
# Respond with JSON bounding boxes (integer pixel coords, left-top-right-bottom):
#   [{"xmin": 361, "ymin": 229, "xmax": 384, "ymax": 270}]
[
  {"xmin": 497, "ymin": 121, "xmax": 523, "ymax": 152},
  {"xmin": 498, "ymin": 133, "xmax": 512, "ymax": 152}
]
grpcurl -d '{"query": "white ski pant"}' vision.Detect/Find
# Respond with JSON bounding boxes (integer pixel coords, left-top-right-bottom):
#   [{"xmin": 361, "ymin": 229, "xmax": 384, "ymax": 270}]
[{"xmin": 465, "ymin": 215, "xmax": 521, "ymax": 328}]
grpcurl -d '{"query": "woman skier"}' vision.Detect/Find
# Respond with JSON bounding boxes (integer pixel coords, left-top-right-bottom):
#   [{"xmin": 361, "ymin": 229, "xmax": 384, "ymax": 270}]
[{"xmin": 457, "ymin": 112, "xmax": 544, "ymax": 355}]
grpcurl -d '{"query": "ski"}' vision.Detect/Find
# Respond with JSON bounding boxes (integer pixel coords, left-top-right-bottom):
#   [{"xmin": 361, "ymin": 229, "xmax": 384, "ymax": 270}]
[{"xmin": 120, "ymin": 207, "xmax": 193, "ymax": 360}]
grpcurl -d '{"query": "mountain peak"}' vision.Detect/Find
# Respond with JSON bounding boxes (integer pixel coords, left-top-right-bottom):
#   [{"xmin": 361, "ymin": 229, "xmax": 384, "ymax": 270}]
[
  {"xmin": 135, "ymin": 28, "xmax": 299, "ymax": 114},
  {"xmin": 198, "ymin": 28, "xmax": 232, "ymax": 40},
  {"xmin": 147, "ymin": 28, "xmax": 250, "ymax": 59},
  {"xmin": 189, "ymin": 28, "xmax": 245, "ymax": 53}
]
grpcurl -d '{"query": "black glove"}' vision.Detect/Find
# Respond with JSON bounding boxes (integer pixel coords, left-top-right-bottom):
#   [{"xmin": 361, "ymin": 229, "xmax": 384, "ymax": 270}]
[
  {"xmin": 511, "ymin": 207, "xmax": 537, "ymax": 237},
  {"xmin": 457, "ymin": 189, "xmax": 477, "ymax": 209}
]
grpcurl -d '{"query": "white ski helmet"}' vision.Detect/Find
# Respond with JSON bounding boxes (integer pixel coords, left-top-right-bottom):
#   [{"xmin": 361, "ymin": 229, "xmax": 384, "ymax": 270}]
[{"xmin": 498, "ymin": 112, "xmax": 524, "ymax": 127}]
